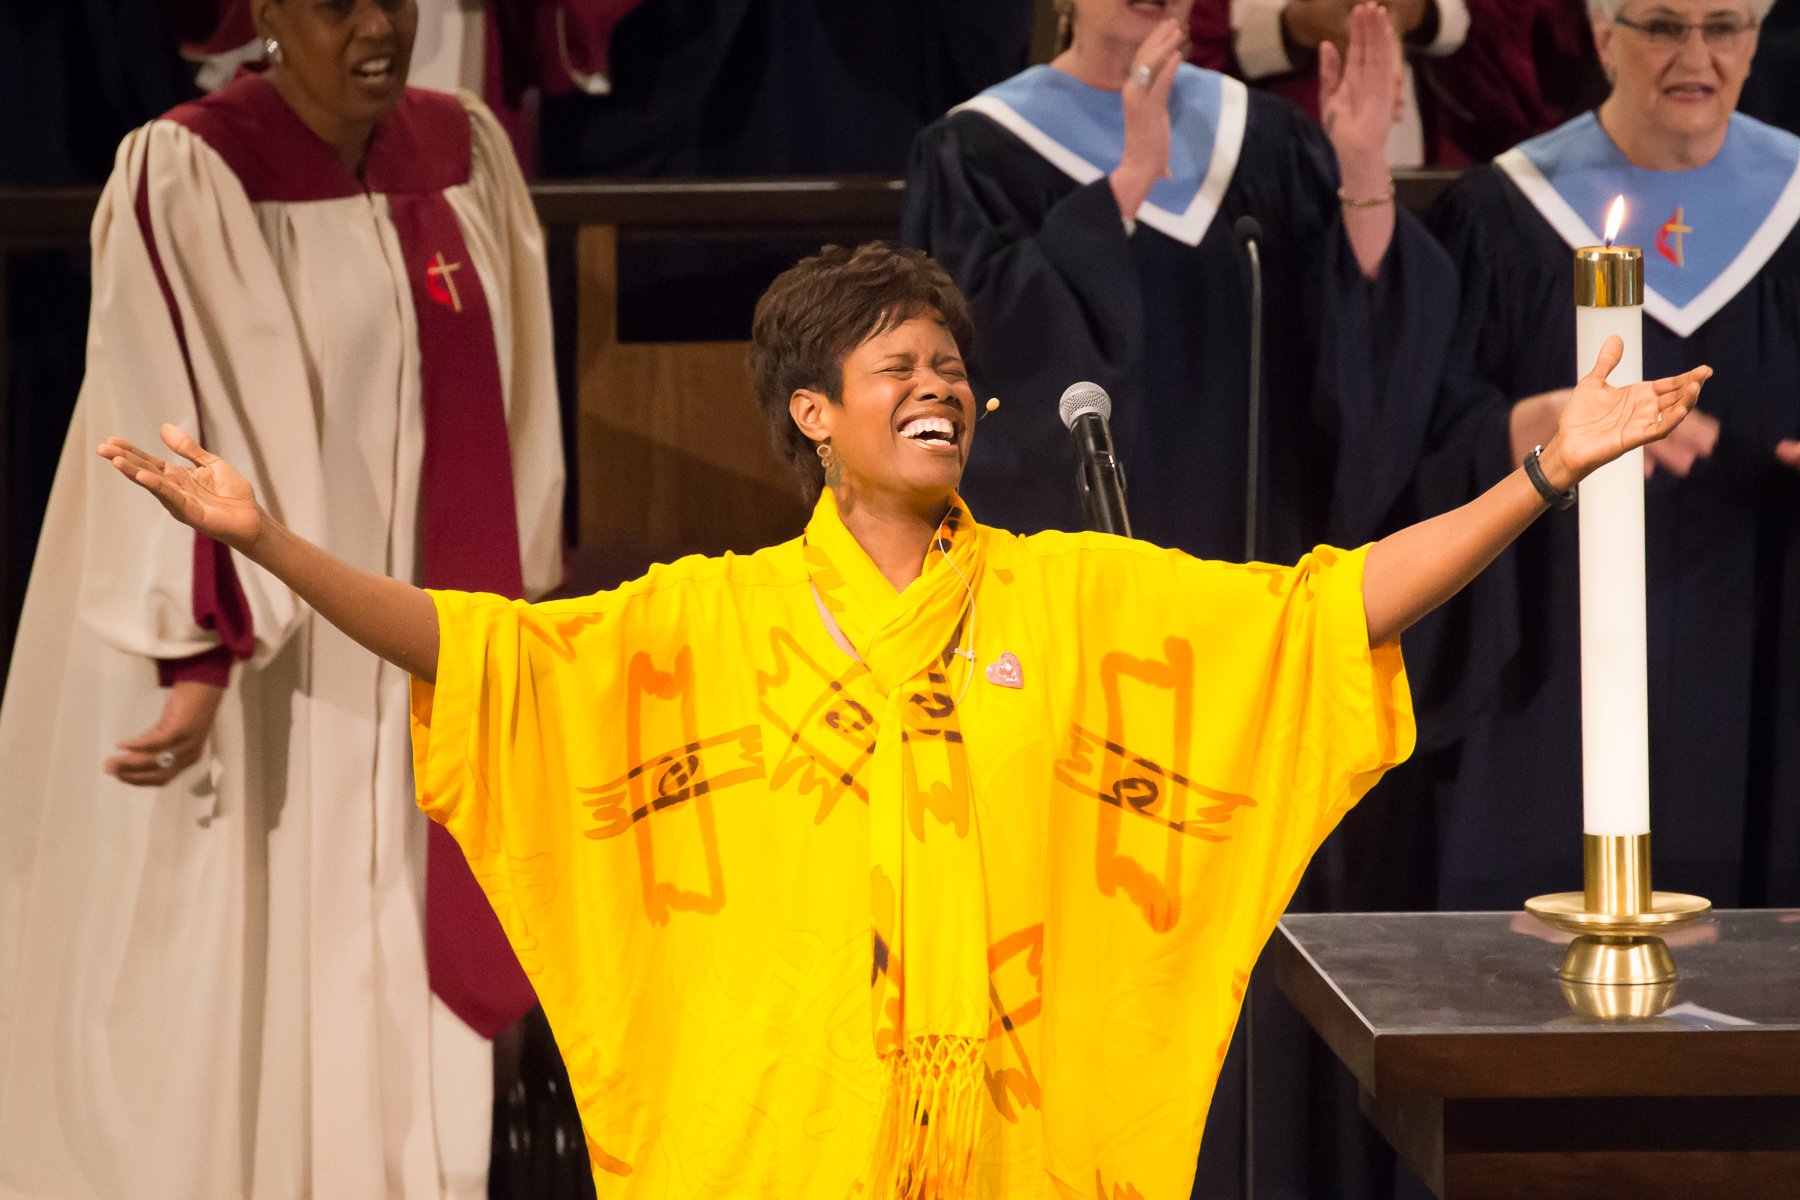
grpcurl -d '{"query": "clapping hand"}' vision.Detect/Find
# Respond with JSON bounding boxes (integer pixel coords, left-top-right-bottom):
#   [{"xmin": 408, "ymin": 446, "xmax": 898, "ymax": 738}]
[
  {"xmin": 1545, "ymin": 336, "xmax": 1712, "ymax": 486},
  {"xmin": 99, "ymin": 425, "xmax": 263, "ymax": 552},
  {"xmin": 1112, "ymin": 17, "xmax": 1187, "ymax": 218}
]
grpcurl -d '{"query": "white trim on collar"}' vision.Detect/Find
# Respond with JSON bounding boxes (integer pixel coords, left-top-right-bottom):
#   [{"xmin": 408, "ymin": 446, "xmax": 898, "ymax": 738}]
[
  {"xmin": 1496, "ymin": 145, "xmax": 1800, "ymax": 338},
  {"xmin": 951, "ymin": 76, "xmax": 1250, "ymax": 248}
]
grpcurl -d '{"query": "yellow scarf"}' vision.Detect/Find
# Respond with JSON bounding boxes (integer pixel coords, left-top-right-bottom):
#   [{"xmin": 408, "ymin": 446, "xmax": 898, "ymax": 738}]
[
  {"xmin": 804, "ymin": 494, "xmax": 989, "ymax": 1195},
  {"xmin": 413, "ymin": 490, "xmax": 1414, "ymax": 1198}
]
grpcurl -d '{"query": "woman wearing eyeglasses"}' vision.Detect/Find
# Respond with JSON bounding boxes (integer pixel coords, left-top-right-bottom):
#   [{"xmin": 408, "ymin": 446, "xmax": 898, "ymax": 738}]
[{"xmin": 1393, "ymin": 0, "xmax": 1800, "ymax": 915}]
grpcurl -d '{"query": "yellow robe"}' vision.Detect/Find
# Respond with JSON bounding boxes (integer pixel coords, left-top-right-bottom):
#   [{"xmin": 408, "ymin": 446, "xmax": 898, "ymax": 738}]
[{"xmin": 411, "ymin": 492, "xmax": 1412, "ymax": 1199}]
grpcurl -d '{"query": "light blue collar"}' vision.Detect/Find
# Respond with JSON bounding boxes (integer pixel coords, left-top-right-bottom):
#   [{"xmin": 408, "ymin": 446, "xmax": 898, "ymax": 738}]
[
  {"xmin": 1498, "ymin": 112, "xmax": 1800, "ymax": 336},
  {"xmin": 953, "ymin": 64, "xmax": 1249, "ymax": 247}
]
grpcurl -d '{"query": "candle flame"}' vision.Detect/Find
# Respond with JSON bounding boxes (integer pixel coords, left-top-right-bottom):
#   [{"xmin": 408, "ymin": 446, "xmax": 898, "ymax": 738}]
[{"xmin": 1604, "ymin": 196, "xmax": 1626, "ymax": 247}]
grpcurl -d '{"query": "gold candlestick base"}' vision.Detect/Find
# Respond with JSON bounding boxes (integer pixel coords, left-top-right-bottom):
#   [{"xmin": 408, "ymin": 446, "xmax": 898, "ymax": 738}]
[
  {"xmin": 1559, "ymin": 977, "xmax": 1678, "ymax": 1019},
  {"xmin": 1525, "ymin": 834, "xmax": 1711, "ymax": 986}
]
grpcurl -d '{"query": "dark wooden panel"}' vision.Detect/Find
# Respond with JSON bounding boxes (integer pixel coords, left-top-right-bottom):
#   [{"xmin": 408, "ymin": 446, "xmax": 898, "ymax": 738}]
[
  {"xmin": 1269, "ymin": 922, "xmax": 1380, "ymax": 1088},
  {"xmin": 1375, "ymin": 1028, "xmax": 1800, "ymax": 1098},
  {"xmin": 1283, "ymin": 912, "xmax": 1800, "ymax": 1199},
  {"xmin": 1395, "ymin": 168, "xmax": 1455, "ymax": 215},
  {"xmin": 1442, "ymin": 1096, "xmax": 1800, "ymax": 1153},
  {"xmin": 1276, "ymin": 912, "xmax": 1800, "ymax": 1099},
  {"xmin": 1358, "ymin": 1086, "xmax": 1800, "ymax": 1199},
  {"xmin": 531, "ymin": 177, "xmax": 903, "ymax": 237},
  {"xmin": 0, "ymin": 171, "xmax": 1462, "ymax": 248},
  {"xmin": 1444, "ymin": 1152, "xmax": 1800, "ymax": 1200},
  {"xmin": 0, "ymin": 178, "xmax": 906, "ymax": 246},
  {"xmin": 0, "ymin": 188, "xmax": 99, "ymax": 248},
  {"xmin": 1360, "ymin": 1087, "xmax": 1446, "ymax": 1198}
]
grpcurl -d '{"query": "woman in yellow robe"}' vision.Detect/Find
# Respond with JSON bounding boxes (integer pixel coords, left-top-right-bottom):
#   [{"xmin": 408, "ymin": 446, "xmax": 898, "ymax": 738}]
[{"xmin": 97, "ymin": 243, "xmax": 1708, "ymax": 1199}]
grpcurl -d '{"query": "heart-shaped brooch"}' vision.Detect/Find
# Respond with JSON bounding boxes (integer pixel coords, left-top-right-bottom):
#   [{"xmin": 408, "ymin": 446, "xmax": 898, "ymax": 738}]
[{"xmin": 984, "ymin": 651, "xmax": 1024, "ymax": 690}]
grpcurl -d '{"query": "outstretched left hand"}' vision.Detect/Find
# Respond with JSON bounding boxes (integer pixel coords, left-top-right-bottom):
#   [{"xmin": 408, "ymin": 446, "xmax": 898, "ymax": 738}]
[{"xmin": 1541, "ymin": 335, "xmax": 1712, "ymax": 489}]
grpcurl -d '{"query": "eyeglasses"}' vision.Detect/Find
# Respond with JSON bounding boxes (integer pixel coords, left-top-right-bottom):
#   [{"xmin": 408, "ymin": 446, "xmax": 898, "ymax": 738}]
[{"xmin": 1613, "ymin": 14, "xmax": 1760, "ymax": 50}]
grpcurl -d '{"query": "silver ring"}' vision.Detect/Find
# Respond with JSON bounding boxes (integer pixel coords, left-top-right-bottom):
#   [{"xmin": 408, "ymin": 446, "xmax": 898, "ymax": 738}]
[
  {"xmin": 156, "ymin": 751, "xmax": 177, "ymax": 769},
  {"xmin": 1133, "ymin": 62, "xmax": 1154, "ymax": 87}
]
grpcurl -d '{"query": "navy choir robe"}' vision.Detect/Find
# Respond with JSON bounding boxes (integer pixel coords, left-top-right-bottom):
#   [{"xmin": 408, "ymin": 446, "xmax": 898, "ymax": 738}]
[
  {"xmin": 1407, "ymin": 111, "xmax": 1800, "ymax": 911},
  {"xmin": 903, "ymin": 63, "xmax": 1459, "ymax": 567}
]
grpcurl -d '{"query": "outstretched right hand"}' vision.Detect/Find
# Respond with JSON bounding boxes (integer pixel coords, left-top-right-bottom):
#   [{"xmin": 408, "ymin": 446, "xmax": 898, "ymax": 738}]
[{"xmin": 98, "ymin": 424, "xmax": 263, "ymax": 552}]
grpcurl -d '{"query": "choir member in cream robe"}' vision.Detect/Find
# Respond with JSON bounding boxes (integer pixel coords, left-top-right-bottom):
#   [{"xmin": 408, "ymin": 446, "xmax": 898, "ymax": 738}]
[{"xmin": 0, "ymin": 2, "xmax": 564, "ymax": 1196}]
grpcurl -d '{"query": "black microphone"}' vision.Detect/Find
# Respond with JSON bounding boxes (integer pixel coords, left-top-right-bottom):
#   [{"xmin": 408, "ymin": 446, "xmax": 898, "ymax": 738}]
[
  {"xmin": 1235, "ymin": 215, "xmax": 1264, "ymax": 564},
  {"xmin": 1058, "ymin": 382, "xmax": 1132, "ymax": 537}
]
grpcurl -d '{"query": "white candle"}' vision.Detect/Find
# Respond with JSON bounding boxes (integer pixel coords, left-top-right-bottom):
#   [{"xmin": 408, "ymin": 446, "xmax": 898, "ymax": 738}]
[{"xmin": 1573, "ymin": 198, "xmax": 1651, "ymax": 837}]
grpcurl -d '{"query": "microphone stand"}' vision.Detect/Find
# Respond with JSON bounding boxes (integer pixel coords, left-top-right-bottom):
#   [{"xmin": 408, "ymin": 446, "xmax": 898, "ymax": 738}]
[
  {"xmin": 1235, "ymin": 213, "xmax": 1265, "ymax": 1200},
  {"xmin": 1239, "ymin": 216, "xmax": 1264, "ymax": 568}
]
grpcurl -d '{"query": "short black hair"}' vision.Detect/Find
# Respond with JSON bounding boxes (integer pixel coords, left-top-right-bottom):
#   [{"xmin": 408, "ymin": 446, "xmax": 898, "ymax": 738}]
[{"xmin": 750, "ymin": 242, "xmax": 974, "ymax": 500}]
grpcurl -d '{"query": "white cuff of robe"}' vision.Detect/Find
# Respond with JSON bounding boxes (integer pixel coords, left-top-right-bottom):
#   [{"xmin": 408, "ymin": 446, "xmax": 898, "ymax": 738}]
[
  {"xmin": 1231, "ymin": 0, "xmax": 1295, "ymax": 80},
  {"xmin": 1417, "ymin": 0, "xmax": 1471, "ymax": 56}
]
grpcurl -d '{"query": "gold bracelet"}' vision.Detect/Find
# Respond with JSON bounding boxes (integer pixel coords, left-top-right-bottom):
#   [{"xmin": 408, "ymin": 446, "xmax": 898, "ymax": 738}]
[{"xmin": 1337, "ymin": 185, "xmax": 1396, "ymax": 209}]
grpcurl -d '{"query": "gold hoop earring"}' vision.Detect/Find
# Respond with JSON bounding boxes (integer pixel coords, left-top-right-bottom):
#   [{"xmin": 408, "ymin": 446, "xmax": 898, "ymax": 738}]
[
  {"xmin": 265, "ymin": 38, "xmax": 284, "ymax": 65},
  {"xmin": 816, "ymin": 440, "xmax": 840, "ymax": 488}
]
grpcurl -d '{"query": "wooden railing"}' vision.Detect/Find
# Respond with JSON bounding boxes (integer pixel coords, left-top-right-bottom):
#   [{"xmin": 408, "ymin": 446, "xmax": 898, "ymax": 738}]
[
  {"xmin": 0, "ymin": 171, "xmax": 1460, "ymax": 666},
  {"xmin": 0, "ymin": 171, "xmax": 1455, "ymax": 247}
]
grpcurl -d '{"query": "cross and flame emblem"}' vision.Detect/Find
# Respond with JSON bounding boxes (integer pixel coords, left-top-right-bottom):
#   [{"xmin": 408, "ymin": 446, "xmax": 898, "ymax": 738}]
[
  {"xmin": 425, "ymin": 252, "xmax": 464, "ymax": 313},
  {"xmin": 1657, "ymin": 206, "xmax": 1693, "ymax": 268}
]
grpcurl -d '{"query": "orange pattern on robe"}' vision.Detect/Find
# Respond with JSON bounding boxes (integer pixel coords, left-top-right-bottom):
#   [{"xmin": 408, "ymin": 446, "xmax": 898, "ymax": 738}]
[{"xmin": 411, "ymin": 492, "xmax": 1413, "ymax": 1197}]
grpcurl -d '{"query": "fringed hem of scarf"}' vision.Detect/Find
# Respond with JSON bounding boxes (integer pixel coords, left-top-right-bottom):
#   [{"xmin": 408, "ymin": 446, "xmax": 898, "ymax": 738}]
[
  {"xmin": 804, "ymin": 493, "xmax": 993, "ymax": 1199},
  {"xmin": 869, "ymin": 1034, "xmax": 987, "ymax": 1200}
]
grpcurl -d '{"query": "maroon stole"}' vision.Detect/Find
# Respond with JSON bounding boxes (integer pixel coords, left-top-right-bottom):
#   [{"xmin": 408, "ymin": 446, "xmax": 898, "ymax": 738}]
[{"xmin": 160, "ymin": 73, "xmax": 536, "ymax": 1038}]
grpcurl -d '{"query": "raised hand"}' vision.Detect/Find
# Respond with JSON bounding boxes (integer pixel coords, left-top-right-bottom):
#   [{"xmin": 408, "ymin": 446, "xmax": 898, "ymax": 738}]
[
  {"xmin": 1547, "ymin": 336, "xmax": 1712, "ymax": 486},
  {"xmin": 1320, "ymin": 3, "xmax": 1400, "ymax": 171},
  {"xmin": 99, "ymin": 424, "xmax": 263, "ymax": 552},
  {"xmin": 102, "ymin": 425, "xmax": 443, "ymax": 683},
  {"xmin": 1112, "ymin": 17, "xmax": 1186, "ymax": 219}
]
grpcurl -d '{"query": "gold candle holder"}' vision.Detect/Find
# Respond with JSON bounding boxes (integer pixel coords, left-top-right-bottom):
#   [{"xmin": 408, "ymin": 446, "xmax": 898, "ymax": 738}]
[
  {"xmin": 1573, "ymin": 244, "xmax": 1644, "ymax": 307},
  {"xmin": 1526, "ymin": 834, "xmax": 1711, "ymax": 986}
]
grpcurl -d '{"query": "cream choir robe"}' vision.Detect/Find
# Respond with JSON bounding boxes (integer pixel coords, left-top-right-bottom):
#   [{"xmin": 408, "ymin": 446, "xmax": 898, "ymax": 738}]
[{"xmin": 0, "ymin": 75, "xmax": 564, "ymax": 1199}]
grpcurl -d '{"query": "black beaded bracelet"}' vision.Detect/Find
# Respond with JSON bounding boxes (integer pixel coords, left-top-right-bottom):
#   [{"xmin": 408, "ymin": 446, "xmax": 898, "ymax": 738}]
[{"xmin": 1524, "ymin": 444, "xmax": 1577, "ymax": 510}]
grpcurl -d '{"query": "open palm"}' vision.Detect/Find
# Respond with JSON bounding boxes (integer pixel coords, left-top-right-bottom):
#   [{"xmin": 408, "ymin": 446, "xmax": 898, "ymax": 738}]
[
  {"xmin": 1319, "ymin": 4, "xmax": 1398, "ymax": 163},
  {"xmin": 98, "ymin": 424, "xmax": 262, "ymax": 551},
  {"xmin": 1557, "ymin": 337, "xmax": 1712, "ymax": 480}
]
